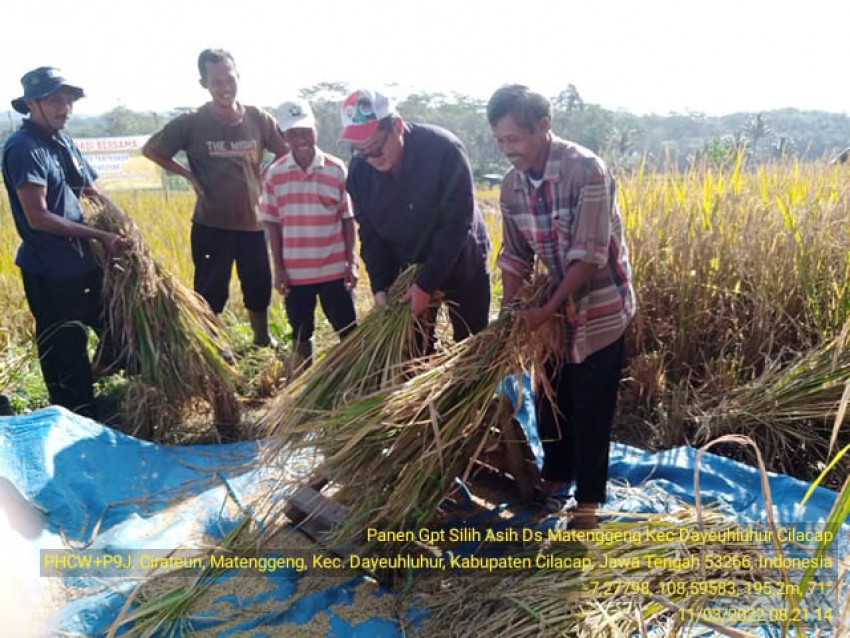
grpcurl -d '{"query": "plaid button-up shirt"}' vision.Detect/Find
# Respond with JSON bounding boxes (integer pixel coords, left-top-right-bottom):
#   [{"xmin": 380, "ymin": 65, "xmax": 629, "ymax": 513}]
[{"xmin": 497, "ymin": 136, "xmax": 636, "ymax": 363}]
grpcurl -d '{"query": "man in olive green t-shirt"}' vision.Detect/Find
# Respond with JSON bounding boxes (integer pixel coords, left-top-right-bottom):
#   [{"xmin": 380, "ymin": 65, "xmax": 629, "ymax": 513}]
[{"xmin": 143, "ymin": 48, "xmax": 288, "ymax": 346}]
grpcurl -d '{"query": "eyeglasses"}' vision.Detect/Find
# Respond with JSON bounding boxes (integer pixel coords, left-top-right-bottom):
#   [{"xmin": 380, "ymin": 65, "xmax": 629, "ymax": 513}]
[{"xmin": 353, "ymin": 128, "xmax": 392, "ymax": 159}]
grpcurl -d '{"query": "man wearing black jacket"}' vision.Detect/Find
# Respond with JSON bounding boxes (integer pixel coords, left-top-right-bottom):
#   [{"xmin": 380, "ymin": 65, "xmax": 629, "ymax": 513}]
[{"xmin": 341, "ymin": 89, "xmax": 491, "ymax": 345}]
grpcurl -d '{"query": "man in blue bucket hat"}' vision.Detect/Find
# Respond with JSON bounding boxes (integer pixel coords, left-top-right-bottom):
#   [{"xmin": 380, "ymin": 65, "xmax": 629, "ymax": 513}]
[
  {"xmin": 10, "ymin": 67, "xmax": 85, "ymax": 116},
  {"xmin": 2, "ymin": 67, "xmax": 130, "ymax": 418}
]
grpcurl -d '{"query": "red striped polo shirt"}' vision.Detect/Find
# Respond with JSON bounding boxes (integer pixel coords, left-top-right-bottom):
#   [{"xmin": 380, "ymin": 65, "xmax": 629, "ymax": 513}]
[{"xmin": 260, "ymin": 149, "xmax": 353, "ymax": 285}]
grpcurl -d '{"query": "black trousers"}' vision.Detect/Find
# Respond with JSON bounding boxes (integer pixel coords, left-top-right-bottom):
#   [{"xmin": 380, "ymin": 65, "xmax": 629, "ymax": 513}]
[
  {"xmin": 285, "ymin": 278, "xmax": 357, "ymax": 342},
  {"xmin": 416, "ymin": 270, "xmax": 491, "ymax": 353},
  {"xmin": 442, "ymin": 270, "xmax": 491, "ymax": 341},
  {"xmin": 190, "ymin": 223, "xmax": 272, "ymax": 314},
  {"xmin": 21, "ymin": 268, "xmax": 103, "ymax": 418},
  {"xmin": 536, "ymin": 335, "xmax": 625, "ymax": 504}
]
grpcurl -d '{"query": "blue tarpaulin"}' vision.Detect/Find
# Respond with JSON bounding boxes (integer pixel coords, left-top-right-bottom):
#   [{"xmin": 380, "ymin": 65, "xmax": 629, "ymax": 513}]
[{"xmin": 0, "ymin": 393, "xmax": 845, "ymax": 637}]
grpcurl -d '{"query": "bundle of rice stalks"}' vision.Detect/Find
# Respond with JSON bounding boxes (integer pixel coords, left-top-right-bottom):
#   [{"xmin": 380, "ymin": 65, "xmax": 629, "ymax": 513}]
[
  {"xmin": 85, "ymin": 196, "xmax": 240, "ymax": 438},
  {"xmin": 121, "ymin": 379, "xmax": 181, "ymax": 440},
  {"xmin": 692, "ymin": 320, "xmax": 850, "ymax": 476},
  {"xmin": 413, "ymin": 506, "xmax": 817, "ymax": 638},
  {"xmin": 281, "ymin": 277, "xmax": 558, "ymax": 549},
  {"xmin": 261, "ymin": 265, "xmax": 423, "ymax": 442}
]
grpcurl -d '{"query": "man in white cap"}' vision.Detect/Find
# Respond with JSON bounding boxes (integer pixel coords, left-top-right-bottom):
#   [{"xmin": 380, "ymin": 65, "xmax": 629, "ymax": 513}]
[
  {"xmin": 261, "ymin": 98, "xmax": 357, "ymax": 368},
  {"xmin": 2, "ymin": 67, "xmax": 129, "ymax": 418},
  {"xmin": 341, "ymin": 89, "xmax": 491, "ymax": 350}
]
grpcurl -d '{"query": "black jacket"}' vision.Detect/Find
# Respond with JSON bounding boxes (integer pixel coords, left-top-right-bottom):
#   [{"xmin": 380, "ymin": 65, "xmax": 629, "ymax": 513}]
[{"xmin": 347, "ymin": 122, "xmax": 490, "ymax": 294}]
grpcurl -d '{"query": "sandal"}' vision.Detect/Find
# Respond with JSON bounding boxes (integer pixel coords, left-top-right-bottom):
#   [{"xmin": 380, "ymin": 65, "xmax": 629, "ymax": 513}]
[{"xmin": 530, "ymin": 479, "xmax": 570, "ymax": 513}]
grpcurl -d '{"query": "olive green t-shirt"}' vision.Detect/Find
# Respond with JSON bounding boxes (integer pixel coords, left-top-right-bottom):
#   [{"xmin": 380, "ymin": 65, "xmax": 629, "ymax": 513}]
[{"xmin": 146, "ymin": 103, "xmax": 288, "ymax": 231}]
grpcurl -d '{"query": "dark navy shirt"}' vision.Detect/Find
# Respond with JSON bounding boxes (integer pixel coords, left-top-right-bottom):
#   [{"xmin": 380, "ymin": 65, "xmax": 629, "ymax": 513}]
[
  {"xmin": 2, "ymin": 119, "xmax": 98, "ymax": 276},
  {"xmin": 346, "ymin": 122, "xmax": 490, "ymax": 294}
]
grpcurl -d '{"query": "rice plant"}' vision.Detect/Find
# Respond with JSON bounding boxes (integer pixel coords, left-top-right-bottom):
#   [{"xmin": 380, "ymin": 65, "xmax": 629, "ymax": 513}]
[
  {"xmin": 692, "ymin": 318, "xmax": 850, "ymax": 476},
  {"xmin": 1, "ymin": 159, "xmax": 849, "ymax": 474},
  {"xmin": 620, "ymin": 159, "xmax": 850, "ymax": 477}
]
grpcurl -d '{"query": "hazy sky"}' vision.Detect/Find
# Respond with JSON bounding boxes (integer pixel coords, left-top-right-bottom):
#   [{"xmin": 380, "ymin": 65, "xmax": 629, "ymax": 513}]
[{"xmin": 2, "ymin": 0, "xmax": 847, "ymax": 118}]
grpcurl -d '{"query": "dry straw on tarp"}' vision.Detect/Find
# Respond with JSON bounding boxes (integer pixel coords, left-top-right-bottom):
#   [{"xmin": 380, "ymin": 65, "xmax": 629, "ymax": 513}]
[
  {"xmin": 107, "ymin": 515, "xmax": 401, "ymax": 638},
  {"xmin": 85, "ymin": 196, "xmax": 240, "ymax": 438},
  {"xmin": 412, "ymin": 505, "xmax": 800, "ymax": 638},
  {"xmin": 107, "ymin": 517, "xmax": 256, "ymax": 638}
]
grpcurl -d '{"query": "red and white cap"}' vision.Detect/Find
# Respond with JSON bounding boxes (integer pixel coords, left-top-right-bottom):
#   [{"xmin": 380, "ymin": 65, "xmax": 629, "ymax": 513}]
[{"xmin": 339, "ymin": 89, "xmax": 396, "ymax": 143}]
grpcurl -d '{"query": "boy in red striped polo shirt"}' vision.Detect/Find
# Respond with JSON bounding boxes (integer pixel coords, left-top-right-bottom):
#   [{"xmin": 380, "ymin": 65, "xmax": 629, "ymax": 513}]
[{"xmin": 261, "ymin": 99, "xmax": 358, "ymax": 368}]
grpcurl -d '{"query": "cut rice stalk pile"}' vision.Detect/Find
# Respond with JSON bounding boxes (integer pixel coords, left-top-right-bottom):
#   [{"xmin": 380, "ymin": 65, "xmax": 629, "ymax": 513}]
[
  {"xmin": 693, "ymin": 318, "xmax": 850, "ymax": 474},
  {"xmin": 276, "ymin": 277, "xmax": 557, "ymax": 549},
  {"xmin": 85, "ymin": 196, "xmax": 240, "ymax": 438},
  {"xmin": 108, "ymin": 517, "xmax": 403, "ymax": 638},
  {"xmin": 413, "ymin": 506, "xmax": 816, "ymax": 638},
  {"xmin": 108, "ymin": 517, "xmax": 257, "ymax": 638},
  {"xmin": 261, "ymin": 266, "xmax": 425, "ymax": 443}
]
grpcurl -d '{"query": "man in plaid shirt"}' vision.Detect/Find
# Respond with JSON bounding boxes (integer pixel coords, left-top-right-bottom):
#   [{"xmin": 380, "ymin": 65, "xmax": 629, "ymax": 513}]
[{"xmin": 487, "ymin": 85, "xmax": 636, "ymax": 529}]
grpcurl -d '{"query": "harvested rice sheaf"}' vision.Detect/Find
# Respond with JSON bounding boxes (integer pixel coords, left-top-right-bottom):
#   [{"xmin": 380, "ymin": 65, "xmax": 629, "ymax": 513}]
[
  {"xmin": 274, "ymin": 276, "xmax": 559, "ymax": 550},
  {"xmin": 261, "ymin": 265, "xmax": 424, "ymax": 443},
  {"xmin": 85, "ymin": 196, "xmax": 240, "ymax": 438}
]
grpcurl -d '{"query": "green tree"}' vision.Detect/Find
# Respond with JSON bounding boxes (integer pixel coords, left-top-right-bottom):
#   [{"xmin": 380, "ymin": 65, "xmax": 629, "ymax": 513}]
[
  {"xmin": 554, "ymin": 84, "xmax": 584, "ymax": 112},
  {"xmin": 743, "ymin": 112, "xmax": 771, "ymax": 159},
  {"xmin": 69, "ymin": 105, "xmax": 161, "ymax": 138},
  {"xmin": 552, "ymin": 103, "xmax": 614, "ymax": 153},
  {"xmin": 603, "ymin": 115, "xmax": 645, "ymax": 168}
]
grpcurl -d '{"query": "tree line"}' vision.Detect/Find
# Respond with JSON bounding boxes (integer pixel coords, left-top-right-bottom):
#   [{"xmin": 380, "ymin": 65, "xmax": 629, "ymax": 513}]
[{"xmin": 4, "ymin": 83, "xmax": 850, "ymax": 176}]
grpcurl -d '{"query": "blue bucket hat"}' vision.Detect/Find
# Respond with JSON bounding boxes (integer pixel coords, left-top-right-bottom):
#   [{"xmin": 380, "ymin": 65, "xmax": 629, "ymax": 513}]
[{"xmin": 11, "ymin": 67, "xmax": 85, "ymax": 114}]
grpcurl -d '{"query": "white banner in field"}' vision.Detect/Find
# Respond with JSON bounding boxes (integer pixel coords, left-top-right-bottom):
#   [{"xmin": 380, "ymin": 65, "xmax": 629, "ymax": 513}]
[
  {"xmin": 86, "ymin": 153, "xmax": 132, "ymax": 174},
  {"xmin": 75, "ymin": 136, "xmax": 150, "ymax": 153},
  {"xmin": 75, "ymin": 135, "xmax": 160, "ymax": 190}
]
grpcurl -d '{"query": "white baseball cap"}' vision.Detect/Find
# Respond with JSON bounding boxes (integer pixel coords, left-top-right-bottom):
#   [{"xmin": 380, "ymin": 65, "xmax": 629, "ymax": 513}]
[{"xmin": 278, "ymin": 99, "xmax": 316, "ymax": 132}]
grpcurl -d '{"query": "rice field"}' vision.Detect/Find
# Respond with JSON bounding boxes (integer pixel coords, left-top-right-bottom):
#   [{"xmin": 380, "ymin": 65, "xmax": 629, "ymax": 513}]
[
  {"xmin": 620, "ymin": 159, "xmax": 850, "ymax": 478},
  {"xmin": 3, "ymin": 160, "xmax": 850, "ymax": 478},
  {"xmin": 4, "ymin": 159, "xmax": 850, "ymax": 635}
]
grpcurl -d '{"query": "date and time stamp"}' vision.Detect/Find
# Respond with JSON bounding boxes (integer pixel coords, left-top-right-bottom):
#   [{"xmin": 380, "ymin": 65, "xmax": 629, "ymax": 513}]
[{"xmin": 39, "ymin": 522, "xmax": 844, "ymax": 630}]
